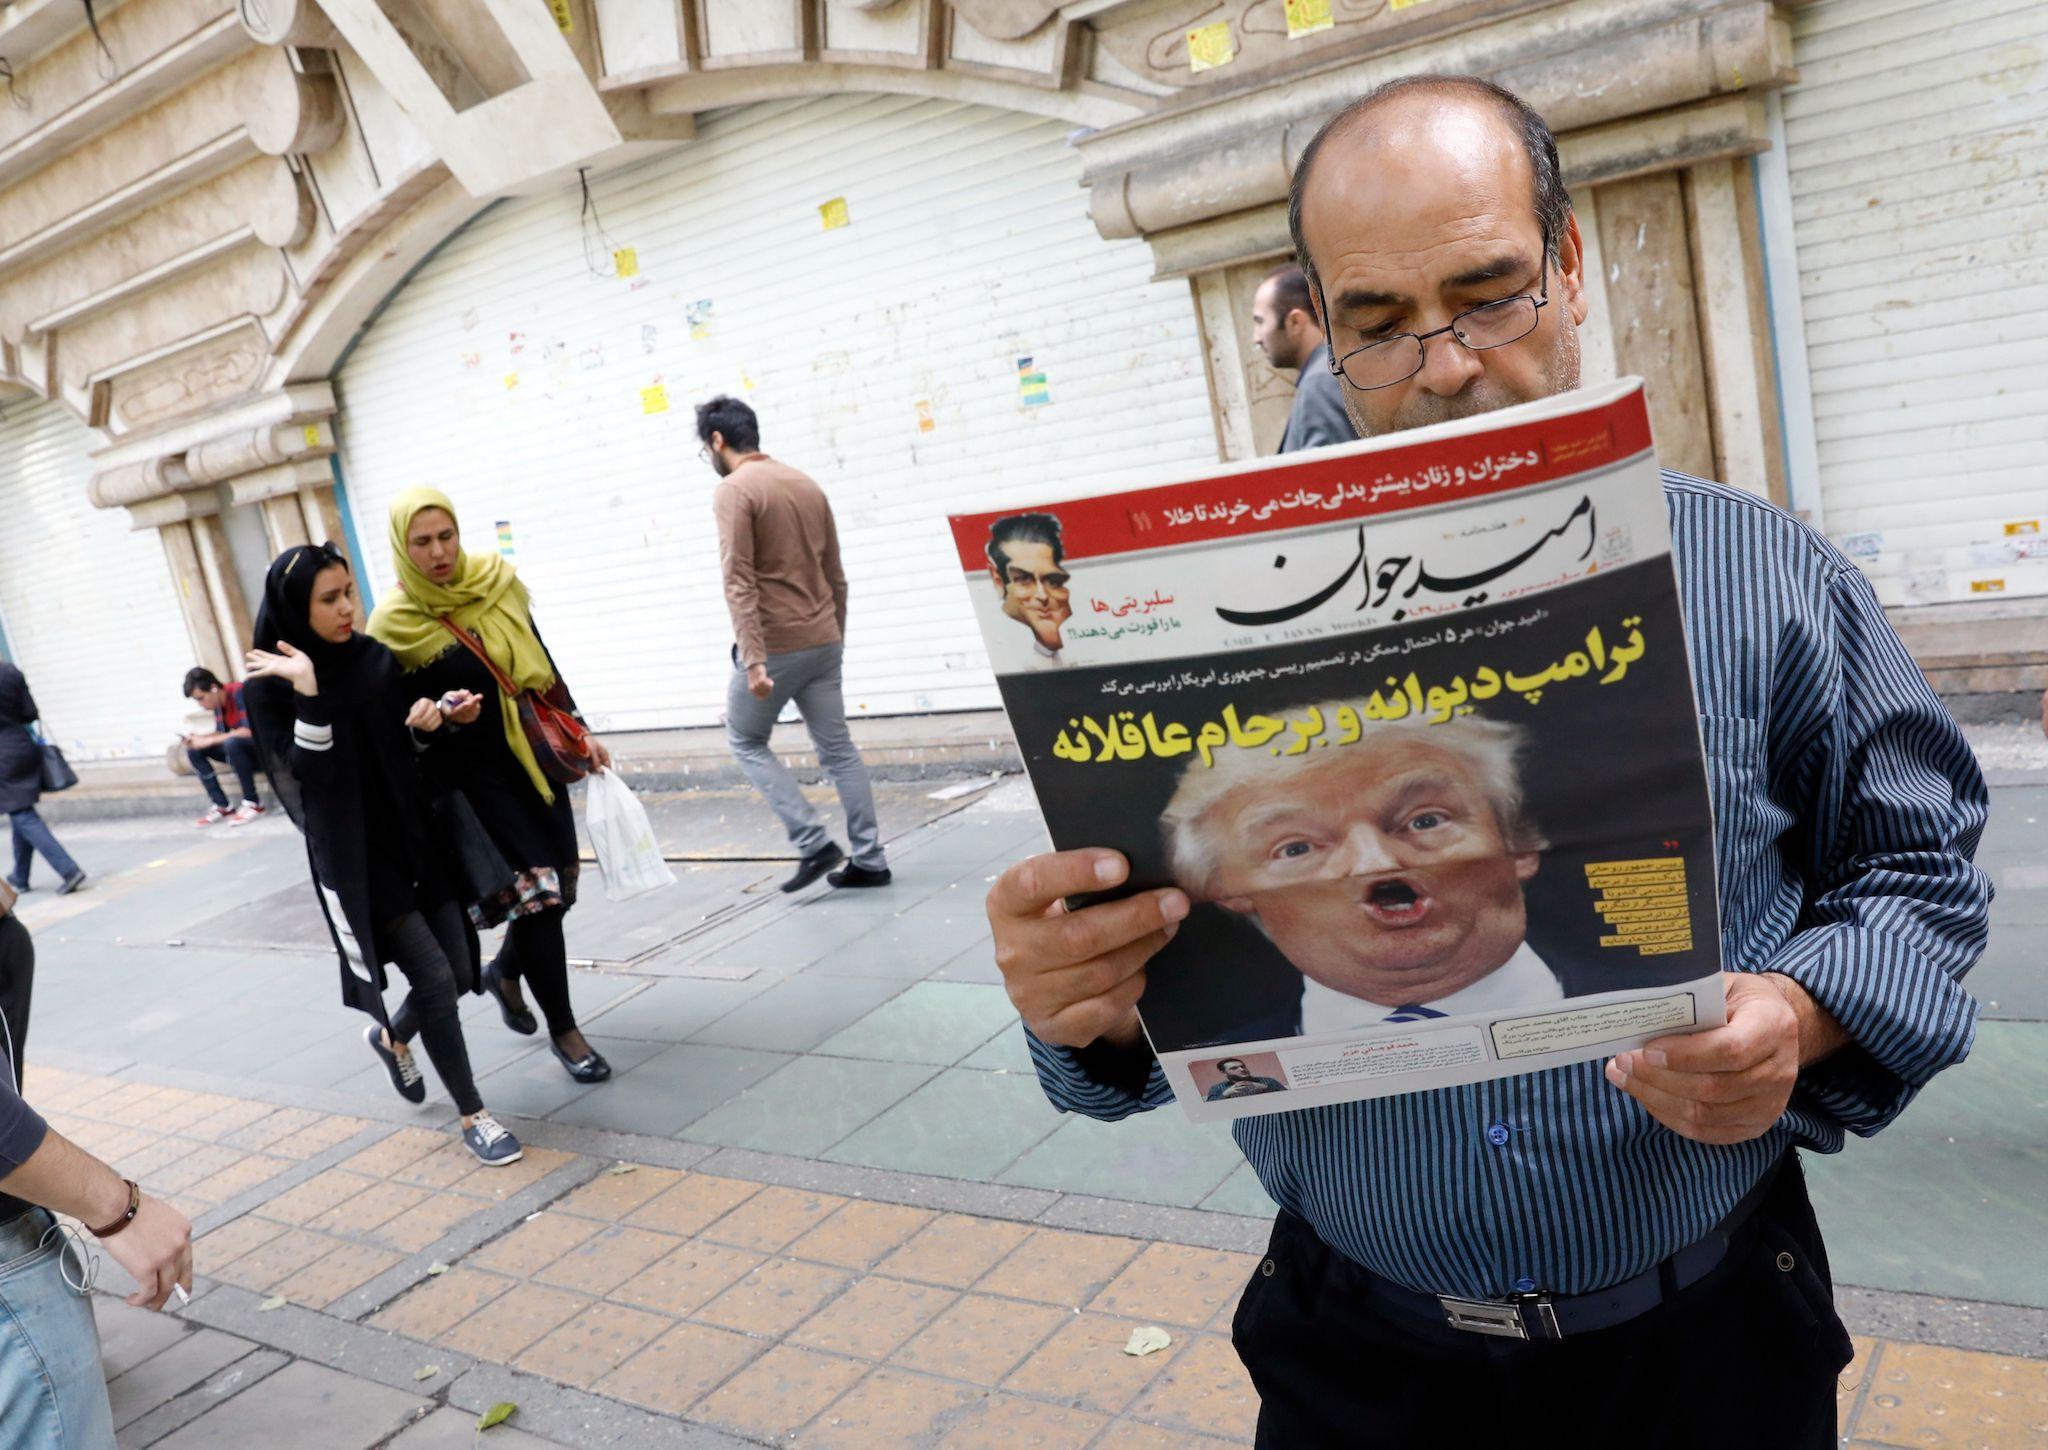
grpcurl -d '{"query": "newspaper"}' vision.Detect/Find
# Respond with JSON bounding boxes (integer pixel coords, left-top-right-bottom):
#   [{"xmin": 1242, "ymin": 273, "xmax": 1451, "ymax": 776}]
[{"xmin": 949, "ymin": 379, "xmax": 1726, "ymax": 1120}]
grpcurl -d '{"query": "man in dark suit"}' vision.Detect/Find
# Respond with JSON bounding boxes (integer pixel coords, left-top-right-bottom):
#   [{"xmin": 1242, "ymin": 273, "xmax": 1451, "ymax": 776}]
[{"xmin": 1254, "ymin": 263, "xmax": 1358, "ymax": 454}]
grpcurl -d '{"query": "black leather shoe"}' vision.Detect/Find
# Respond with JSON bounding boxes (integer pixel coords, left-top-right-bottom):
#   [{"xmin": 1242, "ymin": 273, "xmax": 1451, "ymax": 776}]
[
  {"xmin": 551, "ymin": 1039, "xmax": 611, "ymax": 1083},
  {"xmin": 483, "ymin": 958, "xmax": 538, "ymax": 1036},
  {"xmin": 779, "ymin": 842, "xmax": 846, "ymax": 893},
  {"xmin": 827, "ymin": 862, "xmax": 892, "ymax": 889}
]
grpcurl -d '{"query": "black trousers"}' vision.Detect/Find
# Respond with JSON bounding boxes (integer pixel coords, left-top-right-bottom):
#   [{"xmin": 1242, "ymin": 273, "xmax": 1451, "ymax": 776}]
[
  {"xmin": 1232, "ymin": 1153, "xmax": 1853, "ymax": 1449},
  {"xmin": 382, "ymin": 900, "xmax": 483, "ymax": 1115},
  {"xmin": 495, "ymin": 908, "xmax": 579, "ymax": 1038}
]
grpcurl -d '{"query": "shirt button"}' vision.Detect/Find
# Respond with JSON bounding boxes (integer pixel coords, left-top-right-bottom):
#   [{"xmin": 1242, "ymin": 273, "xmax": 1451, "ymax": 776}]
[
  {"xmin": 1485, "ymin": 1123, "xmax": 1511, "ymax": 1147},
  {"xmin": 1512, "ymin": 1276, "xmax": 1537, "ymax": 1294}
]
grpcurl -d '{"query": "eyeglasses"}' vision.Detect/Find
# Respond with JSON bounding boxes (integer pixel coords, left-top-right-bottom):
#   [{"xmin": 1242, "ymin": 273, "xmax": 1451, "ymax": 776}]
[
  {"xmin": 1006, "ymin": 567, "xmax": 1071, "ymax": 592},
  {"xmin": 1321, "ymin": 272, "xmax": 1549, "ymax": 391}
]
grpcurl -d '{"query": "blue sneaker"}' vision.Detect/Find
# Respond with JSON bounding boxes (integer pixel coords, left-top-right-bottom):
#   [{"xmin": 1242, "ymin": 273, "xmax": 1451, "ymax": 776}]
[
  {"xmin": 365, "ymin": 1024, "xmax": 426, "ymax": 1104},
  {"xmin": 462, "ymin": 1113, "xmax": 522, "ymax": 1166}
]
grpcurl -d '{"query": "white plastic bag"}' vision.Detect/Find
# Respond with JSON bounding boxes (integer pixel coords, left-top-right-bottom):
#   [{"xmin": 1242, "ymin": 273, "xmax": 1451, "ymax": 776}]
[{"xmin": 584, "ymin": 768, "xmax": 676, "ymax": 902}]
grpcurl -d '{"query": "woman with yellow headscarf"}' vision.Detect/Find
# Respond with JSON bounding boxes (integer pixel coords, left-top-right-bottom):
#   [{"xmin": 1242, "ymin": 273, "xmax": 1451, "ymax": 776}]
[{"xmin": 369, "ymin": 489, "xmax": 613, "ymax": 1083}]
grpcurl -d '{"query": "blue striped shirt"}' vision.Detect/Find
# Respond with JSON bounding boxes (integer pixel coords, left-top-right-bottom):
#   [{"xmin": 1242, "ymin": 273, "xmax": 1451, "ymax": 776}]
[{"xmin": 1025, "ymin": 474, "xmax": 1991, "ymax": 1300}]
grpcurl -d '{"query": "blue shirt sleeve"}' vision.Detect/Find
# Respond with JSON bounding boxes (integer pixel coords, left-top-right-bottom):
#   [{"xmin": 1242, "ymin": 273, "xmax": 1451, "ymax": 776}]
[
  {"xmin": 0, "ymin": 1076, "xmax": 47, "ymax": 1180},
  {"xmin": 1764, "ymin": 563, "xmax": 1991, "ymax": 1137},
  {"xmin": 1025, "ymin": 1029, "xmax": 1175, "ymax": 1120}
]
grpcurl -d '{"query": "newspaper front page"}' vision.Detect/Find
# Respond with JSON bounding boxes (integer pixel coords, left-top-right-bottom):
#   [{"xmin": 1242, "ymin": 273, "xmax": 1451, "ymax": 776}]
[{"xmin": 949, "ymin": 379, "xmax": 1727, "ymax": 1121}]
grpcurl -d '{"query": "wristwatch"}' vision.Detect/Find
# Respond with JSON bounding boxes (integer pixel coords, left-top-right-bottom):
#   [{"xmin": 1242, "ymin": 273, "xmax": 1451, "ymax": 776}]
[{"xmin": 90, "ymin": 1179, "xmax": 140, "ymax": 1239}]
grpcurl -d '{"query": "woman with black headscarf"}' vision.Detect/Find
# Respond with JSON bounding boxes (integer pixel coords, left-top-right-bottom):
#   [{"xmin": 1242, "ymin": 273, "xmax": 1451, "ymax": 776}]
[{"xmin": 242, "ymin": 543, "xmax": 522, "ymax": 1167}]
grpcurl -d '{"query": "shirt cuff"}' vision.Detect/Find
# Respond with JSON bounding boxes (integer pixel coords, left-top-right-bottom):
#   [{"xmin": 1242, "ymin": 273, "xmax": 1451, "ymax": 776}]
[
  {"xmin": 1765, "ymin": 925, "xmax": 1980, "ymax": 1137},
  {"xmin": 1024, "ymin": 1028, "xmax": 1172, "ymax": 1121}
]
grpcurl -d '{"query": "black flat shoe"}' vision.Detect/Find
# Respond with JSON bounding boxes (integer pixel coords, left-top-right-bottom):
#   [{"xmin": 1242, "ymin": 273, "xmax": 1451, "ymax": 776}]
[
  {"xmin": 483, "ymin": 958, "xmax": 538, "ymax": 1036},
  {"xmin": 365, "ymin": 1024, "xmax": 426, "ymax": 1104},
  {"xmin": 827, "ymin": 862, "xmax": 892, "ymax": 889},
  {"xmin": 779, "ymin": 842, "xmax": 845, "ymax": 893},
  {"xmin": 551, "ymin": 1039, "xmax": 611, "ymax": 1083}
]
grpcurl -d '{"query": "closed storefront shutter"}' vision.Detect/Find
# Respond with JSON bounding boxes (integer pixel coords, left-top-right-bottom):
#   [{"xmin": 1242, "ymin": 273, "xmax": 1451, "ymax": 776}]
[
  {"xmin": 0, "ymin": 396, "xmax": 196, "ymax": 759},
  {"xmin": 334, "ymin": 92, "xmax": 1219, "ymax": 729},
  {"xmin": 1782, "ymin": 0, "xmax": 2048, "ymax": 605}
]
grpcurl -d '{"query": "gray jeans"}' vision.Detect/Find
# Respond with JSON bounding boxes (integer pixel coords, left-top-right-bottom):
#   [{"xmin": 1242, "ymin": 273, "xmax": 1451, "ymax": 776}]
[{"xmin": 725, "ymin": 642, "xmax": 885, "ymax": 869}]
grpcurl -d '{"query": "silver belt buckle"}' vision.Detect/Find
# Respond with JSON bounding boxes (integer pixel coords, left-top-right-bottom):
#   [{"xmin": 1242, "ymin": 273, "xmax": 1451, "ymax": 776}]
[{"xmin": 1438, "ymin": 1292, "xmax": 1560, "ymax": 1340}]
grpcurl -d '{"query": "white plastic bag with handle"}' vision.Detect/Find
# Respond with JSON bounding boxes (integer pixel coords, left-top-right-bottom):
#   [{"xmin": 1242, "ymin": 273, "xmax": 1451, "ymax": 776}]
[{"xmin": 584, "ymin": 768, "xmax": 676, "ymax": 902}]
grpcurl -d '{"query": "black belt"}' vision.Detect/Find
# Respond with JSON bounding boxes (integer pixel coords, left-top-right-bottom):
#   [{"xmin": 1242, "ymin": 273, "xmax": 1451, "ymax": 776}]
[{"xmin": 1365, "ymin": 1156, "xmax": 1784, "ymax": 1343}]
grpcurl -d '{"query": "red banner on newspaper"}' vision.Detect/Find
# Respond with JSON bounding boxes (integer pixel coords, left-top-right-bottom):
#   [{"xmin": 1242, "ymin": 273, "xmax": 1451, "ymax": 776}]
[{"xmin": 947, "ymin": 397, "xmax": 1651, "ymax": 572}]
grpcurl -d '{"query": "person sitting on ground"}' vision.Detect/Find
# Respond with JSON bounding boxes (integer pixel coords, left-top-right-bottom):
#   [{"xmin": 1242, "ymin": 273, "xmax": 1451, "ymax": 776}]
[
  {"xmin": 181, "ymin": 667, "xmax": 267, "ymax": 827},
  {"xmin": 0, "ymin": 875, "xmax": 192, "ymax": 1446}
]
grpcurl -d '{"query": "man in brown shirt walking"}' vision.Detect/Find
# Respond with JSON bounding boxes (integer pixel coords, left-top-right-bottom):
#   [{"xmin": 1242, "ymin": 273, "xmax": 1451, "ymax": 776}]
[{"xmin": 700, "ymin": 396, "xmax": 889, "ymax": 892}]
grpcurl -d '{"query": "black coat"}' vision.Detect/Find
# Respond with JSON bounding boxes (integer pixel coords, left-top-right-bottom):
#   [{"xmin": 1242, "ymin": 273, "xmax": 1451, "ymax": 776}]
[
  {"xmin": 247, "ymin": 642, "xmax": 482, "ymax": 1026},
  {"xmin": 0, "ymin": 664, "xmax": 43, "ymax": 814}
]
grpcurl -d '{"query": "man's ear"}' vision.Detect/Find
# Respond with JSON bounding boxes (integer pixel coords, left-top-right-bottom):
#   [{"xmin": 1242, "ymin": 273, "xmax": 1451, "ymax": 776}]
[
  {"xmin": 1557, "ymin": 212, "xmax": 1589, "ymax": 328},
  {"xmin": 988, "ymin": 564, "xmax": 1007, "ymax": 594},
  {"xmin": 1513, "ymin": 852, "xmax": 1541, "ymax": 883}
]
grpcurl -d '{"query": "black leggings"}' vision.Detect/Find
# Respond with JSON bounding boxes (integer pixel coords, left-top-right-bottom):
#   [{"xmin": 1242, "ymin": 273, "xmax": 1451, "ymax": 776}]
[
  {"xmin": 495, "ymin": 907, "xmax": 579, "ymax": 1039},
  {"xmin": 384, "ymin": 900, "xmax": 484, "ymax": 1115}
]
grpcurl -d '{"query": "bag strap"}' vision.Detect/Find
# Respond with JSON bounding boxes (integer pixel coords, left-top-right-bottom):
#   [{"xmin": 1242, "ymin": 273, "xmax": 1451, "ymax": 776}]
[{"xmin": 439, "ymin": 618, "xmax": 522, "ymax": 697}]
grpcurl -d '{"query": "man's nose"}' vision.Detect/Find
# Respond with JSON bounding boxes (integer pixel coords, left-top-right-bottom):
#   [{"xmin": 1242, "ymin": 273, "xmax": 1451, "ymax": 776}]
[
  {"xmin": 1413, "ymin": 326, "xmax": 1485, "ymax": 397},
  {"xmin": 1332, "ymin": 823, "xmax": 1402, "ymax": 877}
]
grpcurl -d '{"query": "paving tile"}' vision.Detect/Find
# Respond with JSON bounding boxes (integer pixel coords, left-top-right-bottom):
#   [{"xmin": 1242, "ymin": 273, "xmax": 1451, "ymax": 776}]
[
  {"xmin": 594, "ymin": 1321, "xmax": 762, "ymax": 1415},
  {"xmin": 107, "ymin": 1328, "xmax": 257, "ymax": 1431},
  {"xmin": 703, "ymin": 1184, "xmax": 851, "ymax": 1254},
  {"xmin": 470, "ymin": 1211, "xmax": 603, "ymax": 1277},
  {"xmin": 939, "ymin": 1394, "xmax": 1108, "ymax": 1448},
  {"xmin": 181, "ymin": 1152, "xmax": 294, "ymax": 1205},
  {"xmin": 372, "ymin": 1192, "xmax": 485, "ymax": 1253},
  {"xmin": 681, "ymin": 1055, "xmax": 935, "ymax": 1157},
  {"xmin": 1851, "ymin": 1338, "xmax": 2048, "ymax": 1449},
  {"xmin": 255, "ymin": 1168, "xmax": 381, "ymax": 1226},
  {"xmin": 211, "ymin": 1226, "xmax": 340, "ymax": 1293},
  {"xmin": 1001, "ymin": 1111, "xmax": 1244, "ymax": 1208},
  {"xmin": 1128, "ymin": 1333, "xmax": 1260, "ymax": 1441},
  {"xmin": 1091, "ymin": 1420, "xmax": 1244, "ymax": 1449},
  {"xmin": 696, "ymin": 1257, "xmax": 852, "ymax": 1338},
  {"xmin": 879, "ymin": 1213, "xmax": 1035, "ymax": 1290},
  {"xmin": 534, "ymin": 1224, "xmax": 680, "ymax": 1296},
  {"xmin": 369, "ymin": 1268, "xmax": 517, "ymax": 1342},
  {"xmin": 607, "ymin": 1240, "xmax": 762, "ymax": 1317},
  {"xmin": 625, "ymin": 1174, "xmax": 764, "ymax": 1237},
  {"xmin": 305, "ymin": 1179, "xmax": 429, "ymax": 1237},
  {"xmin": 1840, "ymin": 1336, "xmax": 1876, "ymax": 1433},
  {"xmin": 272, "ymin": 1241, "xmax": 403, "ymax": 1308},
  {"xmin": 802, "ymin": 1368, "xmax": 984, "ymax": 1447},
  {"xmin": 440, "ymin": 1283, "xmax": 591, "ymax": 1361},
  {"xmin": 470, "ymin": 1036, "xmax": 671, "ymax": 1122},
  {"xmin": 1002, "ymin": 1312, "xmax": 1184, "ymax": 1416},
  {"xmin": 94, "ymin": 1297, "xmax": 190, "ymax": 1377},
  {"xmin": 448, "ymin": 1145, "xmax": 579, "ymax": 1203},
  {"xmin": 549, "ymin": 1042, "xmax": 792, "ymax": 1136},
  {"xmin": 1088, "ymin": 1243, "xmax": 1259, "ymax": 1329},
  {"xmin": 976, "ymin": 1228, "xmax": 1145, "ymax": 1308},
  {"xmin": 824, "ymin": 1068, "xmax": 1061, "ymax": 1181},
  {"xmin": 815, "ymin": 982, "xmax": 1023, "ymax": 1066},
  {"xmin": 195, "ymin": 1215, "xmax": 288, "ymax": 1277},
  {"xmin": 787, "ymin": 1200, "xmax": 937, "ymax": 1270},
  {"xmin": 892, "ymin": 1293, "xmax": 1067, "ymax": 1387},
  {"xmin": 1201, "ymin": 1162, "xmax": 1281, "ymax": 1219},
  {"xmin": 146, "ymin": 1142, "xmax": 251, "ymax": 1196},
  {"xmin": 789, "ymin": 1275, "xmax": 958, "ymax": 1361},
  {"xmin": 554, "ymin": 1163, "xmax": 684, "ymax": 1221},
  {"xmin": 151, "ymin": 1360, "xmax": 426, "ymax": 1450},
  {"xmin": 337, "ymin": 1127, "xmax": 450, "ymax": 1180},
  {"xmin": 693, "ymin": 1344, "xmax": 869, "ymax": 1442},
  {"xmin": 269, "ymin": 1115, "xmax": 372, "ymax": 1159},
  {"xmin": 957, "ymin": 1020, "xmax": 1033, "ymax": 1069},
  {"xmin": 690, "ymin": 974, "xmax": 908, "ymax": 1053},
  {"xmin": 582, "ymin": 976, "xmax": 774, "ymax": 1041},
  {"xmin": 511, "ymin": 1301, "xmax": 672, "ymax": 1389},
  {"xmin": 386, "ymin": 1405, "xmax": 563, "ymax": 1448},
  {"xmin": 391, "ymin": 1140, "xmax": 490, "ymax": 1193},
  {"xmin": 813, "ymin": 915, "xmax": 994, "ymax": 982}
]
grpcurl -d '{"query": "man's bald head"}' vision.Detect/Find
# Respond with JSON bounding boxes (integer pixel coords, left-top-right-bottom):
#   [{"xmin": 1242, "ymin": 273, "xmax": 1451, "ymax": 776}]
[{"xmin": 1286, "ymin": 76, "xmax": 1570, "ymax": 295}]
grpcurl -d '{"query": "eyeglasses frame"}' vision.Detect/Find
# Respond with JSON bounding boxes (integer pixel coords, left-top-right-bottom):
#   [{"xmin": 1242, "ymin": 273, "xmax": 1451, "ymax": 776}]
[{"xmin": 1316, "ymin": 267, "xmax": 1551, "ymax": 392}]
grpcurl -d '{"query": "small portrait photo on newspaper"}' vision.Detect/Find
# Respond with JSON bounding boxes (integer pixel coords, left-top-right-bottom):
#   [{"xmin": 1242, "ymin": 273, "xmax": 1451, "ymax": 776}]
[
  {"xmin": 1194, "ymin": 1053, "xmax": 1291, "ymax": 1102},
  {"xmin": 985, "ymin": 513, "xmax": 1074, "ymax": 667}
]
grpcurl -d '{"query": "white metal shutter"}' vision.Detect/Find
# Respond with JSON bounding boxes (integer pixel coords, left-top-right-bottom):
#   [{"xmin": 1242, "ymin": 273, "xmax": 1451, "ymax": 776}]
[
  {"xmin": 1782, "ymin": 0, "xmax": 2048, "ymax": 606},
  {"xmin": 334, "ymin": 93, "xmax": 1218, "ymax": 729},
  {"xmin": 0, "ymin": 396, "xmax": 196, "ymax": 760}
]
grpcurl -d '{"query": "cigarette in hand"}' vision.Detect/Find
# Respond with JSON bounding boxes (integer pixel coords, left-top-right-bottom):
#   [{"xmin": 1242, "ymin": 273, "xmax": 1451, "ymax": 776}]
[{"xmin": 173, "ymin": 1284, "xmax": 190, "ymax": 1306}]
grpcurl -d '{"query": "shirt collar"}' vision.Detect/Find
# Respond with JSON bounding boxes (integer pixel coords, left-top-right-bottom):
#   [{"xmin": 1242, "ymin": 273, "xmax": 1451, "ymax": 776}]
[{"xmin": 1297, "ymin": 941, "xmax": 1562, "ymax": 1035}]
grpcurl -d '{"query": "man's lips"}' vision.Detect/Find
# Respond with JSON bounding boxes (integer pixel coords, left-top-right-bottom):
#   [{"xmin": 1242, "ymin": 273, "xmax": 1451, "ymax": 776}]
[{"xmin": 1356, "ymin": 876, "xmax": 1434, "ymax": 929}]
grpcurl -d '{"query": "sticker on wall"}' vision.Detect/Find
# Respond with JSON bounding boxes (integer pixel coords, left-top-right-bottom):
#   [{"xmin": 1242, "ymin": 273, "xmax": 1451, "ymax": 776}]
[
  {"xmin": 546, "ymin": 0, "xmax": 572, "ymax": 31},
  {"xmin": 1017, "ymin": 357, "xmax": 1051, "ymax": 408},
  {"xmin": 819, "ymin": 197, "xmax": 851, "ymax": 231},
  {"xmin": 2007, "ymin": 519, "xmax": 2042, "ymax": 536},
  {"xmin": 577, "ymin": 345, "xmax": 605, "ymax": 372},
  {"xmin": 641, "ymin": 324, "xmax": 659, "ymax": 355},
  {"xmin": 1389, "ymin": 0, "xmax": 1434, "ymax": 9},
  {"xmin": 687, "ymin": 298, "xmax": 714, "ymax": 340},
  {"xmin": 1971, "ymin": 579, "xmax": 2007, "ymax": 593},
  {"xmin": 738, "ymin": 369, "xmax": 757, "ymax": 393},
  {"xmin": 508, "ymin": 332, "xmax": 527, "ymax": 356},
  {"xmin": 1186, "ymin": 21, "xmax": 1234, "ymax": 71},
  {"xmin": 613, "ymin": 247, "xmax": 639, "ymax": 278},
  {"xmin": 302, "ymin": 424, "xmax": 322, "ymax": 449},
  {"xmin": 1838, "ymin": 531, "xmax": 1883, "ymax": 559},
  {"xmin": 462, "ymin": 352, "xmax": 481, "ymax": 371},
  {"xmin": 915, "ymin": 399, "xmax": 937, "ymax": 433},
  {"xmin": 495, "ymin": 520, "xmax": 516, "ymax": 558},
  {"xmin": 502, "ymin": 372, "xmax": 520, "ymax": 391},
  {"xmin": 1284, "ymin": 0, "xmax": 1333, "ymax": 37},
  {"xmin": 641, "ymin": 381, "xmax": 670, "ymax": 415}
]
